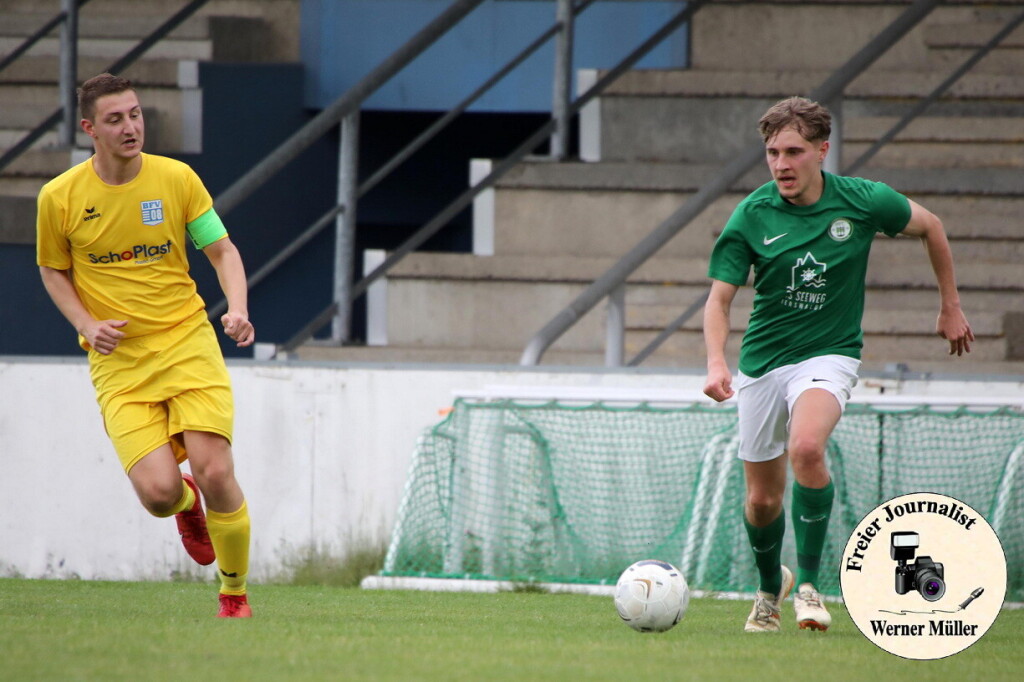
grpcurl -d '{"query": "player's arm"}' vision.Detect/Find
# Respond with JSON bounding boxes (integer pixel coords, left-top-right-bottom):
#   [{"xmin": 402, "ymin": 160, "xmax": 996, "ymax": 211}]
[
  {"xmin": 703, "ymin": 279, "xmax": 739, "ymax": 401},
  {"xmin": 39, "ymin": 266, "xmax": 127, "ymax": 355},
  {"xmin": 900, "ymin": 200, "xmax": 973, "ymax": 356},
  {"xmin": 203, "ymin": 236, "xmax": 255, "ymax": 347}
]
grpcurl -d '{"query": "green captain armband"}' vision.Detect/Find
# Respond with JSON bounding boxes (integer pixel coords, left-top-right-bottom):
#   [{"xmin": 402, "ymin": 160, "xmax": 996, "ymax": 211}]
[{"xmin": 186, "ymin": 208, "xmax": 228, "ymax": 249}]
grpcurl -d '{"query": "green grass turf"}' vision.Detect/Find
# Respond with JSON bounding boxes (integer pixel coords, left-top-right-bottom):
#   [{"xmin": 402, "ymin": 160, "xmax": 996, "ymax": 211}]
[{"xmin": 1, "ymin": 579, "xmax": 1021, "ymax": 681}]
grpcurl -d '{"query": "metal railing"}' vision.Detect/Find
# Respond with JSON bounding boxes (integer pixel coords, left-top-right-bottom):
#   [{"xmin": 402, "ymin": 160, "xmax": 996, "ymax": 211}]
[
  {"xmin": 520, "ymin": 0, "xmax": 955, "ymax": 366},
  {"xmin": 273, "ymin": 0, "xmax": 711, "ymax": 355},
  {"xmin": 205, "ymin": 0, "xmax": 708, "ymax": 355},
  {"xmin": 0, "ymin": 0, "xmax": 210, "ymax": 173},
  {"xmin": 209, "ymin": 0, "xmax": 591, "ymax": 337}
]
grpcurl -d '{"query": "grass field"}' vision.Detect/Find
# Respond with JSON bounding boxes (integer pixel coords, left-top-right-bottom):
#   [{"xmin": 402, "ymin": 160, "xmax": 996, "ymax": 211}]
[{"xmin": 1, "ymin": 578, "xmax": 1021, "ymax": 681}]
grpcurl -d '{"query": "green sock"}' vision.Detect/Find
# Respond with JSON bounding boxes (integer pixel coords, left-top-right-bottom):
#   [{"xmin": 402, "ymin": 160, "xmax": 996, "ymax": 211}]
[
  {"xmin": 791, "ymin": 480, "xmax": 835, "ymax": 587},
  {"xmin": 744, "ymin": 511, "xmax": 785, "ymax": 596}
]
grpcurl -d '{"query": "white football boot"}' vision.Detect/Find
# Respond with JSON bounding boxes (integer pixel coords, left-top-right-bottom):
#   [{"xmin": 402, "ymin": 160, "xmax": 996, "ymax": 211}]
[
  {"xmin": 794, "ymin": 582, "xmax": 831, "ymax": 631},
  {"xmin": 744, "ymin": 565, "xmax": 794, "ymax": 633}
]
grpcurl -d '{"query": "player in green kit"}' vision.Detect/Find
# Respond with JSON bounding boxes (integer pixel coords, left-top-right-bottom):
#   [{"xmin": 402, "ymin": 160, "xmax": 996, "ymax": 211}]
[{"xmin": 702, "ymin": 97, "xmax": 973, "ymax": 632}]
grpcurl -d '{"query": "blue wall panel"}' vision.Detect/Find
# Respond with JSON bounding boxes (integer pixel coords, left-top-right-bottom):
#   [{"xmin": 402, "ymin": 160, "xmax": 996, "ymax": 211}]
[{"xmin": 302, "ymin": 0, "xmax": 688, "ymax": 112}]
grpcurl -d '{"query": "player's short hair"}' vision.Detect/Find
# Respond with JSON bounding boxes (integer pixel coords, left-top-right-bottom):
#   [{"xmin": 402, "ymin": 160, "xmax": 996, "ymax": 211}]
[
  {"xmin": 758, "ymin": 97, "xmax": 832, "ymax": 144},
  {"xmin": 78, "ymin": 73, "xmax": 135, "ymax": 121}
]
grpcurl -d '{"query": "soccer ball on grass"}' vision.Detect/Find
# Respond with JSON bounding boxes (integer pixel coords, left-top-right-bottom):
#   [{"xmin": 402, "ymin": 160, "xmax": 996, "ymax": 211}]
[{"xmin": 614, "ymin": 559, "xmax": 690, "ymax": 632}]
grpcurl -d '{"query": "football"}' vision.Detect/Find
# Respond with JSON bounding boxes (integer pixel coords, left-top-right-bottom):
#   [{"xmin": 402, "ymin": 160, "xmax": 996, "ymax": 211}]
[{"xmin": 614, "ymin": 560, "xmax": 690, "ymax": 632}]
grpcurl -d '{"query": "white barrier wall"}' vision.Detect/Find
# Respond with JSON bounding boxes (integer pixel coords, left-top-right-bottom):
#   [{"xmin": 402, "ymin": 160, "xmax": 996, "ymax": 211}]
[
  {"xmin": 1, "ymin": 357, "xmax": 1021, "ymax": 582},
  {"xmin": 0, "ymin": 358, "xmax": 709, "ymax": 581}
]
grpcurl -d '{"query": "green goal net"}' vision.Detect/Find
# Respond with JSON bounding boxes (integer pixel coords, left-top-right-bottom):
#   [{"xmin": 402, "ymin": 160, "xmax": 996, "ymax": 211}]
[{"xmin": 382, "ymin": 394, "xmax": 1024, "ymax": 601}]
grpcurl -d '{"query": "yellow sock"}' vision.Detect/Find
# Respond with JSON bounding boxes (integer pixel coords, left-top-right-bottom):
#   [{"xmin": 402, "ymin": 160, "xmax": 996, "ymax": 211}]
[
  {"xmin": 153, "ymin": 479, "xmax": 195, "ymax": 518},
  {"xmin": 206, "ymin": 500, "xmax": 250, "ymax": 596}
]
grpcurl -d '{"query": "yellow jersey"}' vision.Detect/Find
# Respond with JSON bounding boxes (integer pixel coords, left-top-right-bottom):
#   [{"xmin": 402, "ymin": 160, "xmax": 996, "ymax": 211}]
[{"xmin": 37, "ymin": 153, "xmax": 217, "ymax": 348}]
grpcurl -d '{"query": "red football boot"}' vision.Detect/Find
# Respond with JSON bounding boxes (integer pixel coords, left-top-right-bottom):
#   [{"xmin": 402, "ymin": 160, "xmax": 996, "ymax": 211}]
[
  {"xmin": 217, "ymin": 593, "xmax": 253, "ymax": 618},
  {"xmin": 175, "ymin": 474, "xmax": 216, "ymax": 566}
]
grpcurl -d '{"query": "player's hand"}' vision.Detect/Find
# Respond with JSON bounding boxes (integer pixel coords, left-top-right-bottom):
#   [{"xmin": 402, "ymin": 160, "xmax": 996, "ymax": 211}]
[
  {"xmin": 703, "ymin": 364, "xmax": 735, "ymax": 402},
  {"xmin": 936, "ymin": 306, "xmax": 973, "ymax": 357},
  {"xmin": 221, "ymin": 311, "xmax": 255, "ymax": 347},
  {"xmin": 82, "ymin": 319, "xmax": 127, "ymax": 355}
]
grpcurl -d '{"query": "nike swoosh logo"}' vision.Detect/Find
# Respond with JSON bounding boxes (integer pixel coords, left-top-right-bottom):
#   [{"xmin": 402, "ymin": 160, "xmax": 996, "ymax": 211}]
[
  {"xmin": 763, "ymin": 233, "xmax": 787, "ymax": 245},
  {"xmin": 800, "ymin": 515, "xmax": 827, "ymax": 523},
  {"xmin": 752, "ymin": 543, "xmax": 778, "ymax": 554},
  {"xmin": 811, "ymin": 378, "xmax": 829, "ymax": 383}
]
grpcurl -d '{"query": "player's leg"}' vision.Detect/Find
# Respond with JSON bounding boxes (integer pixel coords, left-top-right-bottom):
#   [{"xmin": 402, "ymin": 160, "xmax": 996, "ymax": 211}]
[
  {"xmin": 127, "ymin": 442, "xmax": 197, "ymax": 514},
  {"xmin": 184, "ymin": 429, "xmax": 251, "ymax": 618},
  {"xmin": 744, "ymin": 455, "xmax": 788, "ymax": 590},
  {"xmin": 736, "ymin": 369, "xmax": 794, "ymax": 632},
  {"xmin": 787, "ymin": 388, "xmax": 840, "ymax": 630},
  {"xmin": 742, "ymin": 456, "xmax": 795, "ymax": 632},
  {"xmin": 784, "ymin": 355, "xmax": 858, "ymax": 630},
  {"xmin": 127, "ymin": 442, "xmax": 217, "ymax": 566},
  {"xmin": 788, "ymin": 387, "xmax": 841, "ymax": 578}
]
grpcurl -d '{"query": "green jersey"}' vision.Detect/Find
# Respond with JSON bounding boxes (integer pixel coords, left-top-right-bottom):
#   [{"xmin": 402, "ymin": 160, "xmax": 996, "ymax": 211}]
[{"xmin": 708, "ymin": 172, "xmax": 911, "ymax": 378}]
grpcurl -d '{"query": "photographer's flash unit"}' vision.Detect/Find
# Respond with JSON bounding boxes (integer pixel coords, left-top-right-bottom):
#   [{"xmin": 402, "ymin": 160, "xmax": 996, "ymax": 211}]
[{"xmin": 890, "ymin": 531, "xmax": 920, "ymax": 561}]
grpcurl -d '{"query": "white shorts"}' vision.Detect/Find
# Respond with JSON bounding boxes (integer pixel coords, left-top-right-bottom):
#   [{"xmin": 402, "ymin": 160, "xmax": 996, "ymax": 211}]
[{"xmin": 734, "ymin": 354, "xmax": 860, "ymax": 462}]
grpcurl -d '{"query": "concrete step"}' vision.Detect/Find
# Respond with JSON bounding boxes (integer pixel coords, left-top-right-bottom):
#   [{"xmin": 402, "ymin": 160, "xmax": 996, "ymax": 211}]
[
  {"xmin": 618, "ymin": 282, "xmax": 1024, "ymax": 316},
  {"xmin": 386, "ymin": 253, "xmax": 712, "ymax": 286},
  {"xmin": 689, "ymin": 2, "xmax": 1023, "ymax": 74},
  {"xmin": 370, "ymin": 254, "xmax": 1022, "ymax": 361},
  {"xmin": 847, "ymin": 141, "xmax": 1024, "ymax": 169},
  {"xmin": 385, "ymin": 251, "xmax": 1024, "ymax": 293},
  {"xmin": 868, "ymin": 236, "xmax": 1024, "ymax": 265},
  {"xmin": 0, "ymin": 81, "xmax": 200, "ymax": 160},
  {"xmin": 482, "ymin": 185, "xmax": 736, "ymax": 259},
  {"xmin": 597, "ymin": 68, "xmax": 1024, "ymax": 100},
  {"xmin": 0, "ymin": 1, "xmax": 294, "ymax": 60},
  {"xmin": 582, "ymin": 85, "xmax": 1024, "ymax": 165},
  {"xmin": 293, "ymin": 338, "xmax": 1024, "ymax": 377},
  {"xmin": 496, "ymin": 160, "xmax": 1024, "ymax": 197},
  {"xmin": 482, "ymin": 180, "xmax": 1024, "ymax": 260},
  {"xmin": 624, "ymin": 328, "xmax": 1011, "ymax": 367},
  {"xmin": 0, "ymin": 55, "xmax": 188, "ymax": 86},
  {"xmin": 0, "ymin": 35, "xmax": 212, "ymax": 61},
  {"xmin": 846, "ymin": 117, "xmax": 1024, "ymax": 143},
  {"xmin": 295, "ymin": 344, "xmax": 609, "ymax": 368},
  {"xmin": 0, "ymin": 13, "xmax": 213, "ymax": 40},
  {"xmin": 626, "ymin": 303, "xmax": 1007, "ymax": 339}
]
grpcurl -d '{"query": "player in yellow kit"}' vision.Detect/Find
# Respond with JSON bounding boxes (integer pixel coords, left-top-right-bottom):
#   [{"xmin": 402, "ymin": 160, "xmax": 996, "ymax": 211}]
[{"xmin": 37, "ymin": 73, "xmax": 254, "ymax": 618}]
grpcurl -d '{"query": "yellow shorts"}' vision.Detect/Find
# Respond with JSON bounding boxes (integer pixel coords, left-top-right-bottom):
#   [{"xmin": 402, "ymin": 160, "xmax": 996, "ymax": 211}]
[{"xmin": 89, "ymin": 310, "xmax": 234, "ymax": 472}]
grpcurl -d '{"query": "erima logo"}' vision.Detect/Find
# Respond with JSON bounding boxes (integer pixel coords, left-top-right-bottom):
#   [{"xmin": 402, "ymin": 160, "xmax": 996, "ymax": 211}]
[{"xmin": 83, "ymin": 206, "xmax": 101, "ymax": 222}]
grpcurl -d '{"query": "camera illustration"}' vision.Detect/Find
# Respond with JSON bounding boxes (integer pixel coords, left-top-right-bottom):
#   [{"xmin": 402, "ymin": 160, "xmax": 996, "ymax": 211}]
[{"xmin": 891, "ymin": 531, "xmax": 946, "ymax": 601}]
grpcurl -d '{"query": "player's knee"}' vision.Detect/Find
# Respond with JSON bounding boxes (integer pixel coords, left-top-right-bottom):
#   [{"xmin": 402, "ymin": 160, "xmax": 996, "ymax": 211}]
[
  {"xmin": 788, "ymin": 436, "xmax": 825, "ymax": 468},
  {"xmin": 190, "ymin": 455, "xmax": 236, "ymax": 492},
  {"xmin": 746, "ymin": 489, "xmax": 784, "ymax": 520},
  {"xmin": 137, "ymin": 477, "xmax": 186, "ymax": 516}
]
